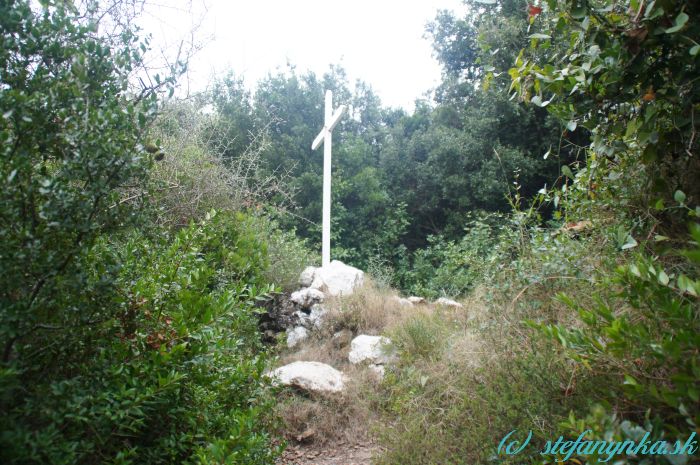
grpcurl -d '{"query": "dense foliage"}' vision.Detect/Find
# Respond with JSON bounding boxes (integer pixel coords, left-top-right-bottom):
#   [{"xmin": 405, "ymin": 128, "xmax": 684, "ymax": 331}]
[
  {"xmin": 512, "ymin": 0, "xmax": 700, "ymax": 461},
  {"xmin": 0, "ymin": 2, "xmax": 280, "ymax": 463},
  {"xmin": 2, "ymin": 0, "xmax": 698, "ymax": 463},
  {"xmin": 374, "ymin": 0, "xmax": 699, "ymax": 464},
  {"xmin": 205, "ymin": 43, "xmax": 570, "ymax": 287}
]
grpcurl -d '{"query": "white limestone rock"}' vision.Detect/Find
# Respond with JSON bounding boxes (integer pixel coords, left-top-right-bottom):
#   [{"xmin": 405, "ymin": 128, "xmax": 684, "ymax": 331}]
[
  {"xmin": 269, "ymin": 361, "xmax": 345, "ymax": 394},
  {"xmin": 435, "ymin": 297, "xmax": 464, "ymax": 309},
  {"xmin": 299, "ymin": 266, "xmax": 318, "ymax": 288},
  {"xmin": 348, "ymin": 335, "xmax": 396, "ymax": 365},
  {"xmin": 294, "ymin": 305, "xmax": 327, "ymax": 329},
  {"xmin": 287, "ymin": 326, "xmax": 309, "ymax": 348},
  {"xmin": 311, "ymin": 260, "xmax": 364, "ymax": 296},
  {"xmin": 392, "ymin": 296, "xmax": 413, "ymax": 307},
  {"xmin": 408, "ymin": 296, "xmax": 426, "ymax": 304},
  {"xmin": 309, "ymin": 274, "xmax": 326, "ymax": 292},
  {"xmin": 294, "ymin": 310, "xmax": 312, "ymax": 328},
  {"xmin": 308, "ymin": 304, "xmax": 328, "ymax": 329},
  {"xmin": 290, "ymin": 287, "xmax": 325, "ymax": 308}
]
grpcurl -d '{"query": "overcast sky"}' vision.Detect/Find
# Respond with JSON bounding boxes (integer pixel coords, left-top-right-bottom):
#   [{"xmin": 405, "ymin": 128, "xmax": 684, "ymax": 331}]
[{"xmin": 138, "ymin": 0, "xmax": 466, "ymax": 111}]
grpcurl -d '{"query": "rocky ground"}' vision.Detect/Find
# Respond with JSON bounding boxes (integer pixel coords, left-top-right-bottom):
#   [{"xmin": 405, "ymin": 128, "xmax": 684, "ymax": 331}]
[
  {"xmin": 277, "ymin": 442, "xmax": 378, "ymax": 465},
  {"xmin": 260, "ymin": 260, "xmax": 466, "ymax": 465}
]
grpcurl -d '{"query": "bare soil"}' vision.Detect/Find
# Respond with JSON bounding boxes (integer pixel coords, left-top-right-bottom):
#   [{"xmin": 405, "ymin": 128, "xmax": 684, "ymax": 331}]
[{"xmin": 277, "ymin": 441, "xmax": 378, "ymax": 465}]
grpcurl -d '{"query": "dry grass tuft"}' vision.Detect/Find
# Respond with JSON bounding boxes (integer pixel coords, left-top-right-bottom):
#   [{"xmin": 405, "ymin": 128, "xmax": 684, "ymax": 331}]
[
  {"xmin": 274, "ymin": 279, "xmax": 453, "ymax": 446},
  {"xmin": 320, "ymin": 279, "xmax": 442, "ymax": 336},
  {"xmin": 273, "ymin": 279, "xmax": 489, "ymax": 447},
  {"xmin": 275, "ymin": 364, "xmax": 383, "ymax": 445}
]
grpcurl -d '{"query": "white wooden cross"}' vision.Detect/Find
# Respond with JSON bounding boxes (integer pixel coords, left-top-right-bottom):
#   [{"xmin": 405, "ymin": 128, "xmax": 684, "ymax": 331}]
[{"xmin": 311, "ymin": 90, "xmax": 347, "ymax": 267}]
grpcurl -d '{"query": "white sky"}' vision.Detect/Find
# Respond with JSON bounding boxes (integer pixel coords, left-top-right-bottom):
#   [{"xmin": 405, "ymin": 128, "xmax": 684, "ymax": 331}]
[{"xmin": 139, "ymin": 0, "xmax": 466, "ymax": 111}]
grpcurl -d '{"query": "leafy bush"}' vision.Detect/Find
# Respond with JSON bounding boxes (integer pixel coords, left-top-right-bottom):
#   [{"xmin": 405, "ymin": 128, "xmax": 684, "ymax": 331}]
[
  {"xmin": 506, "ymin": 0, "xmax": 700, "ymax": 462},
  {"xmin": 395, "ymin": 212, "xmax": 516, "ymax": 298},
  {"xmin": 244, "ymin": 214, "xmax": 314, "ymax": 292},
  {"xmin": 0, "ymin": 0, "xmax": 156, "ymax": 370},
  {"xmin": 1, "ymin": 212, "xmax": 279, "ymax": 464},
  {"xmin": 510, "ymin": 0, "xmax": 699, "ymax": 223},
  {"xmin": 533, "ymin": 226, "xmax": 700, "ymax": 463},
  {"xmin": 0, "ymin": 3, "xmax": 279, "ymax": 463}
]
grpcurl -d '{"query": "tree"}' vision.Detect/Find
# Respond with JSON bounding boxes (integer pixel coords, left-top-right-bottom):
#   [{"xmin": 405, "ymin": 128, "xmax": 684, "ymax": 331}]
[
  {"xmin": 0, "ymin": 3, "xmax": 279, "ymax": 463},
  {"xmin": 510, "ymin": 0, "xmax": 700, "ymax": 452},
  {"xmin": 0, "ymin": 0, "xmax": 159, "ymax": 366},
  {"xmin": 510, "ymin": 0, "xmax": 700, "ymax": 216}
]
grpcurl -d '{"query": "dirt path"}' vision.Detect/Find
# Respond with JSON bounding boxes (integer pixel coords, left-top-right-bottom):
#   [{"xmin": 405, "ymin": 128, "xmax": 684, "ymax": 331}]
[{"xmin": 277, "ymin": 442, "xmax": 377, "ymax": 465}]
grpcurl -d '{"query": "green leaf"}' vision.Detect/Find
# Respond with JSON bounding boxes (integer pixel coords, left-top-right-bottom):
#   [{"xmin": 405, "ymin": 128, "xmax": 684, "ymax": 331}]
[
  {"xmin": 561, "ymin": 165, "xmax": 574, "ymax": 179},
  {"xmin": 566, "ymin": 120, "xmax": 577, "ymax": 131},
  {"xmin": 621, "ymin": 236, "xmax": 638, "ymax": 250},
  {"xmin": 665, "ymin": 12, "xmax": 688, "ymax": 33},
  {"xmin": 674, "ymin": 190, "xmax": 686, "ymax": 204},
  {"xmin": 528, "ymin": 33, "xmax": 552, "ymax": 40},
  {"xmin": 677, "ymin": 274, "xmax": 698, "ymax": 297},
  {"xmin": 642, "ymin": 144, "xmax": 657, "ymax": 163},
  {"xmin": 691, "ymin": 45, "xmax": 700, "ymax": 56},
  {"xmin": 531, "ymin": 95, "xmax": 551, "ymax": 107},
  {"xmin": 571, "ymin": 6, "xmax": 587, "ymax": 19},
  {"xmin": 658, "ymin": 270, "xmax": 669, "ymax": 286}
]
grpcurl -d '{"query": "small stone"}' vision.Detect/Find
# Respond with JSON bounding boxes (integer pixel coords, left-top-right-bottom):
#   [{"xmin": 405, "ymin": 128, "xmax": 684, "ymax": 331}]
[
  {"xmin": 435, "ymin": 297, "xmax": 463, "ymax": 309},
  {"xmin": 348, "ymin": 335, "xmax": 396, "ymax": 365},
  {"xmin": 299, "ymin": 266, "xmax": 317, "ymax": 287},
  {"xmin": 308, "ymin": 304, "xmax": 327, "ymax": 329},
  {"xmin": 295, "ymin": 428, "xmax": 315, "ymax": 443},
  {"xmin": 368, "ymin": 364, "xmax": 385, "ymax": 379},
  {"xmin": 287, "ymin": 326, "xmax": 309, "ymax": 348},
  {"xmin": 294, "ymin": 310, "xmax": 312, "ymax": 328},
  {"xmin": 408, "ymin": 296, "xmax": 426, "ymax": 304},
  {"xmin": 290, "ymin": 287, "xmax": 325, "ymax": 308},
  {"xmin": 392, "ymin": 296, "xmax": 413, "ymax": 307}
]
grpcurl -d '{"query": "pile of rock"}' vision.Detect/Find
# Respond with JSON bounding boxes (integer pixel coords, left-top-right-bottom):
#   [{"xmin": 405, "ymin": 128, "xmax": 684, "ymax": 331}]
[
  {"xmin": 270, "ymin": 333, "xmax": 397, "ymax": 394},
  {"xmin": 267, "ymin": 262, "xmax": 469, "ymax": 395},
  {"xmin": 285, "ymin": 260, "xmax": 364, "ymax": 348}
]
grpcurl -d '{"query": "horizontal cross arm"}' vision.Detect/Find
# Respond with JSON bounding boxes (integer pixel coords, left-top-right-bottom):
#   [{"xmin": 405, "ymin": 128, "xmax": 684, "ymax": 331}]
[
  {"xmin": 327, "ymin": 105, "xmax": 347, "ymax": 132},
  {"xmin": 311, "ymin": 129, "xmax": 326, "ymax": 150}
]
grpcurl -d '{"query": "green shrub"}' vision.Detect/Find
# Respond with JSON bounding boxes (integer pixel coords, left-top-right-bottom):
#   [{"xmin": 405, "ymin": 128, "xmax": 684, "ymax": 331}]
[
  {"xmin": 391, "ymin": 314, "xmax": 449, "ymax": 362},
  {"xmin": 0, "ymin": 3, "xmax": 279, "ymax": 462},
  {"xmin": 244, "ymin": 214, "xmax": 314, "ymax": 292},
  {"xmin": 395, "ymin": 212, "xmax": 516, "ymax": 298},
  {"xmin": 1, "ymin": 212, "xmax": 279, "ymax": 464},
  {"xmin": 532, "ymin": 225, "xmax": 700, "ymax": 463}
]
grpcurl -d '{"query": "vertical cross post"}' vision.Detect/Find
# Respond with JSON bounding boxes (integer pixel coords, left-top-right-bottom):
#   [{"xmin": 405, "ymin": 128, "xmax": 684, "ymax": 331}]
[{"xmin": 312, "ymin": 90, "xmax": 346, "ymax": 267}]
